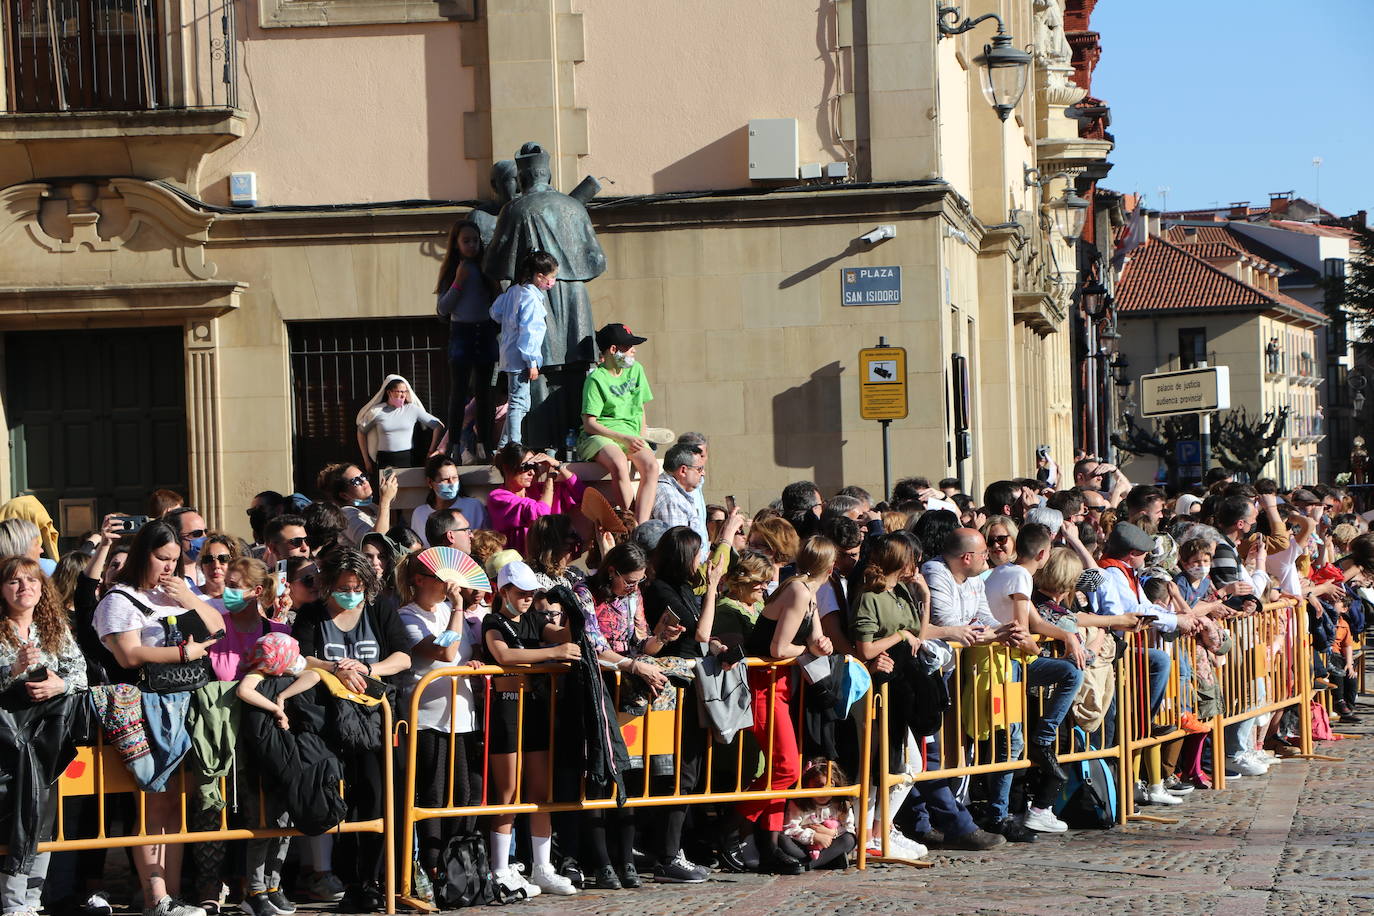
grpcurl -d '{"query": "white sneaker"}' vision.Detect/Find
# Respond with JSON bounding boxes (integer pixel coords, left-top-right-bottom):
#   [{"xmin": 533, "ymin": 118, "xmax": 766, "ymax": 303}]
[
  {"xmin": 529, "ymin": 864, "xmax": 578, "ymax": 896},
  {"xmin": 1021, "ymin": 807, "xmax": 1069, "ymax": 833},
  {"xmin": 494, "ymin": 868, "xmax": 540, "ymax": 900},
  {"xmin": 1240, "ymin": 750, "xmax": 1271, "ymax": 772},
  {"xmin": 1229, "ymin": 753, "xmax": 1266, "ymax": 777},
  {"xmin": 885, "ymin": 826, "xmax": 929, "ymax": 859},
  {"xmin": 1144, "ymin": 784, "xmax": 1184, "ymax": 806}
]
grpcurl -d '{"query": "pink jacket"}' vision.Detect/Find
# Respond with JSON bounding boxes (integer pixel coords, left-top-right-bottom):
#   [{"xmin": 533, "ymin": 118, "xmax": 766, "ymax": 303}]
[{"xmin": 487, "ymin": 473, "xmax": 585, "ymax": 554}]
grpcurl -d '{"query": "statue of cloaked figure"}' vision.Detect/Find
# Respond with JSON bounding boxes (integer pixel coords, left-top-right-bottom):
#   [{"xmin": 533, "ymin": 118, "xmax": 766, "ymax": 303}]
[
  {"xmin": 483, "ymin": 142, "xmax": 606, "ymax": 451},
  {"xmin": 469, "ymin": 159, "xmax": 517, "ymax": 247}
]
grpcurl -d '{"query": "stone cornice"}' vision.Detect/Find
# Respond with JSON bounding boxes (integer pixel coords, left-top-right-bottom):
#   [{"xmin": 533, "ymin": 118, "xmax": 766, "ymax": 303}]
[{"xmin": 207, "ymin": 183, "xmax": 972, "ymax": 244}]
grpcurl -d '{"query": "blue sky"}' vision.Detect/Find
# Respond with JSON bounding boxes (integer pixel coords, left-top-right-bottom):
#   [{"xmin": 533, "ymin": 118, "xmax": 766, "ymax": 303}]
[{"xmin": 1090, "ymin": 0, "xmax": 1371, "ymax": 217}]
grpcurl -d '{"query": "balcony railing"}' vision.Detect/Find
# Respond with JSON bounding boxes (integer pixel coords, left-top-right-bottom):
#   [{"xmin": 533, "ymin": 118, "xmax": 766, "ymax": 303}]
[{"xmin": 2, "ymin": 0, "xmax": 237, "ymax": 113}]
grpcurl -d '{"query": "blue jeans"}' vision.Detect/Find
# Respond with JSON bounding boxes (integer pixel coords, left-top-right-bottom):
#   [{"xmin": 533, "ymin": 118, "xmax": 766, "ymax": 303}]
[
  {"xmin": 498, "ymin": 370, "xmax": 531, "ymax": 448},
  {"xmin": 987, "ymin": 657, "xmax": 1084, "ymax": 820}
]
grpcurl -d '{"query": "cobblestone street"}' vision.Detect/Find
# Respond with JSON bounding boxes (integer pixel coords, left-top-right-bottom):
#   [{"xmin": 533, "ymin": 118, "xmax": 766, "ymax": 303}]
[{"xmin": 512, "ymin": 701, "xmax": 1374, "ymax": 916}]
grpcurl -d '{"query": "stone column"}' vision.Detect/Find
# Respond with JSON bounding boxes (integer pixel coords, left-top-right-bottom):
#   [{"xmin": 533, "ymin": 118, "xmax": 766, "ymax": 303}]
[{"xmin": 185, "ymin": 318, "xmax": 224, "ymax": 530}]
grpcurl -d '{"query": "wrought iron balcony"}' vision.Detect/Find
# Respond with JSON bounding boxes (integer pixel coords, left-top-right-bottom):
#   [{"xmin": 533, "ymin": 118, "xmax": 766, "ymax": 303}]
[{"xmin": 2, "ymin": 0, "xmax": 237, "ymax": 113}]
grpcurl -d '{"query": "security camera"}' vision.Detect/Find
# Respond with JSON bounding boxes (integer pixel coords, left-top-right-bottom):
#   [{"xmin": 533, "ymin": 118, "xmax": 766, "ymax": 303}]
[{"xmin": 859, "ymin": 225, "xmax": 896, "ymax": 245}]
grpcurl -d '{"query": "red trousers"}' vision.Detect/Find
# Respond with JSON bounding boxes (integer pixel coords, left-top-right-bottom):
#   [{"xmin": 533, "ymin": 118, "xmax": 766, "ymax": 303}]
[{"xmin": 737, "ymin": 666, "xmax": 800, "ymax": 831}]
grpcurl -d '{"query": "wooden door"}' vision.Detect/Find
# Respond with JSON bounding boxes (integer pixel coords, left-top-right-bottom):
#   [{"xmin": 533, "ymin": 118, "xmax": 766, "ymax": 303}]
[{"xmin": 6, "ymin": 327, "xmax": 188, "ymax": 530}]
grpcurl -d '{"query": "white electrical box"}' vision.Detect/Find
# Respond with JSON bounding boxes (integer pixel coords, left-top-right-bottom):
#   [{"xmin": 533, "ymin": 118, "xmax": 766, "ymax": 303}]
[
  {"xmin": 229, "ymin": 171, "xmax": 258, "ymax": 207},
  {"xmin": 825, "ymin": 161, "xmax": 850, "ymax": 178},
  {"xmin": 799, "ymin": 162, "xmax": 822, "ymax": 179},
  {"xmin": 748, "ymin": 118, "xmax": 799, "ymax": 180}
]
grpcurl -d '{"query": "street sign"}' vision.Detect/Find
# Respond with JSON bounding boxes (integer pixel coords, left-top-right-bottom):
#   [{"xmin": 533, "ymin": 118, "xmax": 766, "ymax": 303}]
[
  {"xmin": 842, "ymin": 266, "xmax": 902, "ymax": 305},
  {"xmin": 1138, "ymin": 366, "xmax": 1231, "ymax": 418},
  {"xmin": 1176, "ymin": 439, "xmax": 1202, "ymax": 478},
  {"xmin": 859, "ymin": 346, "xmax": 907, "ymax": 420}
]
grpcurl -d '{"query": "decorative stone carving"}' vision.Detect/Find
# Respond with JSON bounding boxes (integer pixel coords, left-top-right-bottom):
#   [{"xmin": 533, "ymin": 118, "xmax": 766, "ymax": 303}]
[{"xmin": 0, "ymin": 178, "xmax": 219, "ymax": 282}]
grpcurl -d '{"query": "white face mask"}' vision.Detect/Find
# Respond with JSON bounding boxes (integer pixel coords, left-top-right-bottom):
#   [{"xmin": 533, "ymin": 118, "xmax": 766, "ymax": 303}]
[
  {"xmin": 613, "ymin": 352, "xmax": 636, "ymax": 369},
  {"xmin": 1185, "ymin": 563, "xmax": 1210, "ymax": 581}
]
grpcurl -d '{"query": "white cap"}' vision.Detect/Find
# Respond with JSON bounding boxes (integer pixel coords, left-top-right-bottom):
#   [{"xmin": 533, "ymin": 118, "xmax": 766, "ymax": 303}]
[{"xmin": 496, "ymin": 560, "xmax": 539, "ymax": 592}]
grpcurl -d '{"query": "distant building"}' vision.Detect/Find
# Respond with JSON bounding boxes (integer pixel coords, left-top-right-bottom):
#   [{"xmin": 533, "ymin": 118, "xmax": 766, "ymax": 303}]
[{"xmin": 1114, "ymin": 213, "xmax": 1327, "ymax": 486}]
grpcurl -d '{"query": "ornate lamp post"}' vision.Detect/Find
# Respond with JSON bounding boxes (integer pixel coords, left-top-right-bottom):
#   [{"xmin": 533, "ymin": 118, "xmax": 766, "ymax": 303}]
[{"xmin": 938, "ymin": 5, "xmax": 1032, "ymax": 121}]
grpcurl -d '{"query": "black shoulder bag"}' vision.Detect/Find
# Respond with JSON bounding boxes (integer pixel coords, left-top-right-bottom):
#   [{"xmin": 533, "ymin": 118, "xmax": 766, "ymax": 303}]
[{"xmin": 120, "ymin": 592, "xmax": 213, "ymax": 694}]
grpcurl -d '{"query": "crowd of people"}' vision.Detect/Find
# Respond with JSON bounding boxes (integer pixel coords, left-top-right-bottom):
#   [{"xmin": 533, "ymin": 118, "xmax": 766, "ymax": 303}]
[
  {"xmin": 2, "ymin": 438, "xmax": 1371, "ymax": 916},
  {"xmin": 0, "ymin": 222, "xmax": 1367, "ymax": 916}
]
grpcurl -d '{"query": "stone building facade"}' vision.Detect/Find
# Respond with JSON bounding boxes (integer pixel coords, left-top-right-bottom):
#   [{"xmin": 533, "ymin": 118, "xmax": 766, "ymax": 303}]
[{"xmin": 0, "ymin": 0, "xmax": 1105, "ymax": 536}]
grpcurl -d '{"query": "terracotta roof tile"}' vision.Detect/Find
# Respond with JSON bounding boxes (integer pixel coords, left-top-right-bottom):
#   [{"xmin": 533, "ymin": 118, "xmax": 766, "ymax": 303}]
[{"xmin": 1117, "ymin": 235, "xmax": 1326, "ymax": 322}]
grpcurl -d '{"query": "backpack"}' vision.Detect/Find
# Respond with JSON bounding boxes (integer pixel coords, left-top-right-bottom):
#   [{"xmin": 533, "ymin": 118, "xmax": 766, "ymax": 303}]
[
  {"xmin": 432, "ymin": 833, "xmax": 498, "ymax": 908},
  {"xmin": 1054, "ymin": 726, "xmax": 1117, "ymax": 829}
]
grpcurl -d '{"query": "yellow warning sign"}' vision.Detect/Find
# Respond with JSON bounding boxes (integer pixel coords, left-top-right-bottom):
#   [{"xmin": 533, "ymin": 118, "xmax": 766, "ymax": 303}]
[{"xmin": 859, "ymin": 346, "xmax": 907, "ymax": 421}]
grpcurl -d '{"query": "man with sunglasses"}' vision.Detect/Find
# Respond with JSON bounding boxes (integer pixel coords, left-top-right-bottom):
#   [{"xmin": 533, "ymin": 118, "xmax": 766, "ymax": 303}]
[
  {"xmin": 1072, "ymin": 457, "xmax": 1132, "ymax": 508},
  {"xmin": 424, "ymin": 509, "xmax": 474, "ymax": 557},
  {"xmin": 165, "ymin": 506, "xmax": 209, "ymax": 585},
  {"xmin": 264, "ymin": 514, "xmax": 310, "ymax": 566}
]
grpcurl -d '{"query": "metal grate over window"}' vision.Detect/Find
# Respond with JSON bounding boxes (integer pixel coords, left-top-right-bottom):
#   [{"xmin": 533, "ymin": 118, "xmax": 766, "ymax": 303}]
[{"xmin": 287, "ymin": 318, "xmax": 449, "ymax": 496}]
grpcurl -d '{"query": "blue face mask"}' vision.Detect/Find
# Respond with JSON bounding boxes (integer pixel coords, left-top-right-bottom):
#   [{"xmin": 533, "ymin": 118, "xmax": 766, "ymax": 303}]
[
  {"xmin": 186, "ymin": 536, "xmax": 207, "ymax": 562},
  {"xmin": 332, "ymin": 590, "xmax": 366, "ymax": 610},
  {"xmin": 436, "ymin": 482, "xmax": 460, "ymax": 501},
  {"xmin": 222, "ymin": 587, "xmax": 250, "ymax": 612}
]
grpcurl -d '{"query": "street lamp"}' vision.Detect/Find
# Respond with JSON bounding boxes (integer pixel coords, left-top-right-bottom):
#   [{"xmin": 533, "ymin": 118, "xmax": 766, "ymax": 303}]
[
  {"xmin": 1111, "ymin": 353, "xmax": 1131, "ymax": 393},
  {"xmin": 1080, "ymin": 280, "xmax": 1108, "ymax": 317},
  {"xmin": 1049, "ymin": 189, "xmax": 1090, "ymax": 242},
  {"xmin": 938, "ymin": 5, "xmax": 1031, "ymax": 121}
]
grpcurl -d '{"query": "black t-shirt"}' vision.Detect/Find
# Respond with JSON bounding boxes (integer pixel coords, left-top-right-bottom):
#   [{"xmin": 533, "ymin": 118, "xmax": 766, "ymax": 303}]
[{"xmin": 482, "ymin": 610, "xmax": 543, "ymax": 657}]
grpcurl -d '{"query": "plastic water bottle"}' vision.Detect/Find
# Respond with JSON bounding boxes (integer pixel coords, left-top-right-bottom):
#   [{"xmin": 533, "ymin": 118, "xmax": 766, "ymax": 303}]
[
  {"xmin": 564, "ymin": 429, "xmax": 578, "ymax": 464},
  {"xmin": 166, "ymin": 615, "xmax": 184, "ymax": 647}
]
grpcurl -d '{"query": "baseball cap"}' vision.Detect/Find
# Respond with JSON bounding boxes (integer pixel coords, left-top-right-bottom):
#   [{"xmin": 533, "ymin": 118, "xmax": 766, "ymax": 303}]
[
  {"xmin": 496, "ymin": 559, "xmax": 540, "ymax": 592},
  {"xmin": 595, "ymin": 323, "xmax": 647, "ymax": 351}
]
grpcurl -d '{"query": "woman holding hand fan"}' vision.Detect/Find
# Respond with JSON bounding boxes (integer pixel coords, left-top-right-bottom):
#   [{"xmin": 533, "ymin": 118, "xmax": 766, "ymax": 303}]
[{"xmin": 397, "ymin": 545, "xmax": 491, "ymax": 883}]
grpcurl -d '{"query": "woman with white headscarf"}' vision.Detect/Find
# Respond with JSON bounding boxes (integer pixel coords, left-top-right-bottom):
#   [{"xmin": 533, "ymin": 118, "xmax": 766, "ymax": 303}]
[{"xmin": 354, "ymin": 374, "xmax": 446, "ymax": 475}]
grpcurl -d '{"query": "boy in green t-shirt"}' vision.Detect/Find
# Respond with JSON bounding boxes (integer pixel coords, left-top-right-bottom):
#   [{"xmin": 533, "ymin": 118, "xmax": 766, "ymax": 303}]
[{"xmin": 577, "ymin": 323, "xmax": 661, "ymax": 524}]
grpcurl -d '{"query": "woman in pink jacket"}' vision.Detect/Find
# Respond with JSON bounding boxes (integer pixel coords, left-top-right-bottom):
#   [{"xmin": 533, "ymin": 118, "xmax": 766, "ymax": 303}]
[{"xmin": 487, "ymin": 442, "xmax": 585, "ymax": 554}]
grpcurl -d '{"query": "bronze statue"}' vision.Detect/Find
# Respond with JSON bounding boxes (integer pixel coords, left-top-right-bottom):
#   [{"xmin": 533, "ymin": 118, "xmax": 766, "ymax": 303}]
[
  {"xmin": 483, "ymin": 142, "xmax": 606, "ymax": 450},
  {"xmin": 470, "ymin": 159, "xmax": 518, "ymax": 247}
]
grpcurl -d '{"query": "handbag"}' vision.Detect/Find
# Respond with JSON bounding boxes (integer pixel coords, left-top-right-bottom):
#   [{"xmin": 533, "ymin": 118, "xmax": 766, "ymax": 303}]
[{"xmin": 119, "ymin": 593, "xmax": 213, "ymax": 695}]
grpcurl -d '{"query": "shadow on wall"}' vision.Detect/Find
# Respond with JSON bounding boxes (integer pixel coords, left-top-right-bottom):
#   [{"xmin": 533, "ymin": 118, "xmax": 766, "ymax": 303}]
[
  {"xmin": 651, "ymin": 126, "xmax": 748, "ymax": 193},
  {"xmin": 772, "ymin": 361, "xmax": 845, "ymax": 490},
  {"xmin": 779, "ymin": 238, "xmax": 864, "ymax": 289}
]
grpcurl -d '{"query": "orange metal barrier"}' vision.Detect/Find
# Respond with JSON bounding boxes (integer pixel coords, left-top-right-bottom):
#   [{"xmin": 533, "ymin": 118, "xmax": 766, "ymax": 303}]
[
  {"xmin": 397, "ymin": 657, "xmax": 875, "ymax": 905},
  {"xmin": 2, "ymin": 696, "xmax": 397, "ymax": 914}
]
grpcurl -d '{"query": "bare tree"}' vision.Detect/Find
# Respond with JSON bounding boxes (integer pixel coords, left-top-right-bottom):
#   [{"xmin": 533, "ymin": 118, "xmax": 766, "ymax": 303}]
[
  {"xmin": 1211, "ymin": 407, "xmax": 1290, "ymax": 481},
  {"xmin": 1110, "ymin": 414, "xmax": 1187, "ymax": 488}
]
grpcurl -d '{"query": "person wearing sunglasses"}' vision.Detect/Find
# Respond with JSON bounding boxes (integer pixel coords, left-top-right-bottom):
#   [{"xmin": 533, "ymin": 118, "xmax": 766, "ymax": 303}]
[
  {"xmin": 980, "ymin": 516, "xmax": 1020, "ymax": 575},
  {"xmin": 196, "ymin": 534, "xmax": 240, "ymax": 601},
  {"xmin": 318, "ymin": 461, "xmax": 399, "ymax": 548},
  {"xmin": 164, "ymin": 506, "xmax": 209, "ymax": 586},
  {"xmin": 263, "ymin": 514, "xmax": 310, "ymax": 567},
  {"xmin": 488, "ymin": 441, "xmax": 584, "ymax": 554},
  {"xmin": 283, "ymin": 556, "xmax": 320, "ymax": 618}
]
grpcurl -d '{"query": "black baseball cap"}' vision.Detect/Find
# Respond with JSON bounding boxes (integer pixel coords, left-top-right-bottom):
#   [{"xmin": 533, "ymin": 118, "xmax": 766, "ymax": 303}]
[{"xmin": 595, "ymin": 323, "xmax": 647, "ymax": 351}]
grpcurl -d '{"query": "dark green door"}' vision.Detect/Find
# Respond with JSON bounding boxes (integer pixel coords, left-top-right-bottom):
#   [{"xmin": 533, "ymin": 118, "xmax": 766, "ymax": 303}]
[{"xmin": 6, "ymin": 327, "xmax": 188, "ymax": 529}]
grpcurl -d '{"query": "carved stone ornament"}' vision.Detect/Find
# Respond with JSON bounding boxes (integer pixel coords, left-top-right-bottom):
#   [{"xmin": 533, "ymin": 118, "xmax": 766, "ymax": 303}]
[{"xmin": 0, "ymin": 178, "xmax": 219, "ymax": 282}]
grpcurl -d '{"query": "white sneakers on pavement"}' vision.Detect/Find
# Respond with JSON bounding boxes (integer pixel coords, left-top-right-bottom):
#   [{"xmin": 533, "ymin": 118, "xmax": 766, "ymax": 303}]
[
  {"xmin": 1022, "ymin": 807, "xmax": 1069, "ymax": 833},
  {"xmin": 529, "ymin": 864, "xmax": 579, "ymax": 896}
]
